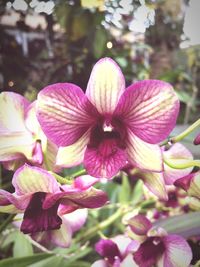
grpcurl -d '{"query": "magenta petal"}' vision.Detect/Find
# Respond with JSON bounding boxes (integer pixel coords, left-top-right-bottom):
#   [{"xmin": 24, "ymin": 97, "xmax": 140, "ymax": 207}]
[
  {"xmin": 62, "ymin": 209, "xmax": 88, "ymax": 233},
  {"xmin": 95, "ymin": 239, "xmax": 121, "ymax": 265},
  {"xmin": 128, "ymin": 215, "xmax": 152, "ymax": 236},
  {"xmin": 0, "ymin": 189, "xmax": 31, "ymax": 210},
  {"xmin": 43, "ymin": 188, "xmax": 108, "ymax": 210},
  {"xmin": 37, "ymin": 83, "xmax": 99, "ymax": 146},
  {"xmin": 115, "ymin": 80, "xmax": 180, "ymax": 144},
  {"xmin": 162, "ymin": 234, "xmax": 192, "ymax": 267},
  {"xmin": 194, "ymin": 133, "xmax": 200, "ymax": 145},
  {"xmin": 174, "ymin": 171, "xmax": 200, "ymax": 199},
  {"xmin": 174, "ymin": 174, "xmax": 192, "ymax": 191},
  {"xmin": 134, "ymin": 237, "xmax": 165, "ymax": 267},
  {"xmin": 84, "ymin": 139, "xmax": 127, "ymax": 178},
  {"xmin": 74, "ymin": 175, "xmax": 99, "ymax": 189}
]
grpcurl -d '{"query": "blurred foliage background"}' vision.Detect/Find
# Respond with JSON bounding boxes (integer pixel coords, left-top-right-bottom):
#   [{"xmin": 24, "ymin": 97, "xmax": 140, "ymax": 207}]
[{"xmin": 0, "ymin": 0, "xmax": 199, "ymax": 123}]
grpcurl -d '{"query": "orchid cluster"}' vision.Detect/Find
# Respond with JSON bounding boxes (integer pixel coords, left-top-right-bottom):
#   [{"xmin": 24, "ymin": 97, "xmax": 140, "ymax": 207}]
[{"xmin": 0, "ymin": 58, "xmax": 200, "ymax": 266}]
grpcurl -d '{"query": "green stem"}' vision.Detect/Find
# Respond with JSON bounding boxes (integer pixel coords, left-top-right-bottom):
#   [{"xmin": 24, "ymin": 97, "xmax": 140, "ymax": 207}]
[
  {"xmin": 48, "ymin": 171, "xmax": 72, "ymax": 185},
  {"xmin": 69, "ymin": 169, "xmax": 86, "ymax": 178},
  {"xmin": 49, "ymin": 169, "xmax": 86, "ymax": 185},
  {"xmin": 0, "ymin": 214, "xmax": 15, "ymax": 233},
  {"xmin": 164, "ymin": 158, "xmax": 200, "ymax": 169},
  {"xmin": 75, "ymin": 206, "xmax": 127, "ymax": 243},
  {"xmin": 160, "ymin": 118, "xmax": 200, "ymax": 146}
]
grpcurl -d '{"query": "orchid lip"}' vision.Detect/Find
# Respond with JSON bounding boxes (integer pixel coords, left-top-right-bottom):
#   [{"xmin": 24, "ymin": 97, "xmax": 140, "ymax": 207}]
[{"xmin": 21, "ymin": 192, "xmax": 62, "ymax": 234}]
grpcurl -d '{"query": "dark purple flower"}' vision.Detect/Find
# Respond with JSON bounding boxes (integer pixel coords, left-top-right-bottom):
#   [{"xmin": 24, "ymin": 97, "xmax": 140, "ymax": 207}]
[{"xmin": 0, "ymin": 164, "xmax": 108, "ymax": 235}]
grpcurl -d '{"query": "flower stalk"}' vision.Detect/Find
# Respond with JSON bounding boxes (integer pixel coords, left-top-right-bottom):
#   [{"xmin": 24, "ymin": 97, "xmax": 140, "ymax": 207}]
[
  {"xmin": 75, "ymin": 206, "xmax": 128, "ymax": 243},
  {"xmin": 164, "ymin": 158, "xmax": 200, "ymax": 169},
  {"xmin": 161, "ymin": 118, "xmax": 200, "ymax": 146}
]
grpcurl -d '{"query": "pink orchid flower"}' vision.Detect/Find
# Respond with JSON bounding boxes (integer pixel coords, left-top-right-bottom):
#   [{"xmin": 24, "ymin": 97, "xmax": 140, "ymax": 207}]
[
  {"xmin": 0, "ymin": 164, "xmax": 108, "ymax": 236},
  {"xmin": 124, "ymin": 143, "xmax": 193, "ymax": 200},
  {"xmin": 92, "ymin": 235, "xmax": 139, "ymax": 267},
  {"xmin": 36, "ymin": 57, "xmax": 179, "ymax": 178},
  {"xmin": 128, "ymin": 214, "xmax": 192, "ymax": 267},
  {"xmin": 175, "ymin": 170, "xmax": 200, "ymax": 200},
  {"xmin": 0, "ymin": 92, "xmax": 58, "ymax": 171},
  {"xmin": 14, "ymin": 209, "xmax": 88, "ymax": 248}
]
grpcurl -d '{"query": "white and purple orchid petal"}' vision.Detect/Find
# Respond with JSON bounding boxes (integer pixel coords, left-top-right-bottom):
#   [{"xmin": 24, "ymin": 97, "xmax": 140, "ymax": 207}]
[
  {"xmin": 0, "ymin": 131, "xmax": 35, "ymax": 163},
  {"xmin": 86, "ymin": 58, "xmax": 125, "ymax": 114},
  {"xmin": 175, "ymin": 171, "xmax": 200, "ymax": 199},
  {"xmin": 162, "ymin": 234, "xmax": 192, "ymax": 267},
  {"xmin": 84, "ymin": 141, "xmax": 127, "ymax": 178},
  {"xmin": 111, "ymin": 235, "xmax": 133, "ymax": 257},
  {"xmin": 128, "ymin": 215, "xmax": 152, "ymax": 236},
  {"xmin": 163, "ymin": 143, "xmax": 193, "ymax": 185},
  {"xmin": 74, "ymin": 176, "xmax": 99, "ymax": 190},
  {"xmin": 194, "ymin": 133, "xmax": 200, "ymax": 145},
  {"xmin": 126, "ymin": 131, "xmax": 163, "ymax": 172},
  {"xmin": 91, "ymin": 260, "xmax": 107, "ymax": 267},
  {"xmin": 25, "ymin": 102, "xmax": 59, "ymax": 171},
  {"xmin": 121, "ymin": 254, "xmax": 138, "ymax": 267},
  {"xmin": 61, "ymin": 209, "xmax": 88, "ymax": 233},
  {"xmin": 60, "ymin": 188, "xmax": 108, "ymax": 209},
  {"xmin": 134, "ymin": 237, "xmax": 165, "ymax": 267},
  {"xmin": 0, "ymin": 189, "xmax": 31, "ymax": 211},
  {"xmin": 0, "ymin": 92, "xmax": 35, "ymax": 162},
  {"xmin": 114, "ymin": 80, "xmax": 179, "ymax": 144},
  {"xmin": 43, "ymin": 187, "xmax": 108, "ymax": 210},
  {"xmin": 140, "ymin": 171, "xmax": 168, "ymax": 200},
  {"xmin": 49, "ymin": 221, "xmax": 72, "ymax": 248},
  {"xmin": 0, "ymin": 92, "xmax": 30, "ymax": 132},
  {"xmin": 37, "ymin": 83, "xmax": 98, "ymax": 147},
  {"xmin": 32, "ymin": 141, "xmax": 43, "ymax": 165},
  {"xmin": 95, "ymin": 239, "xmax": 122, "ymax": 265},
  {"xmin": 2, "ymin": 157, "xmax": 26, "ymax": 171},
  {"xmin": 12, "ymin": 164, "xmax": 60, "ymax": 196},
  {"xmin": 56, "ymin": 130, "xmax": 91, "ymax": 167},
  {"xmin": 42, "ymin": 140, "xmax": 60, "ymax": 172},
  {"xmin": 25, "ymin": 102, "xmax": 41, "ymax": 136}
]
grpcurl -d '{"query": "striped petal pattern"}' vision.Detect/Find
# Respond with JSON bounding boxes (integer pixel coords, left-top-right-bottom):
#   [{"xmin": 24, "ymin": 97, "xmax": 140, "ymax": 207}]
[
  {"xmin": 114, "ymin": 80, "xmax": 180, "ymax": 144},
  {"xmin": 12, "ymin": 164, "xmax": 60, "ymax": 195},
  {"xmin": 86, "ymin": 58, "xmax": 125, "ymax": 114},
  {"xmin": 56, "ymin": 129, "xmax": 91, "ymax": 167},
  {"xmin": 126, "ymin": 131, "xmax": 163, "ymax": 172},
  {"xmin": 37, "ymin": 83, "xmax": 98, "ymax": 146}
]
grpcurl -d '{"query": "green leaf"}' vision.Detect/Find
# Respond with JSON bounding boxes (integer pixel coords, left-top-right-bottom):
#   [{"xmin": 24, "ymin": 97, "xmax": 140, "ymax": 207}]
[
  {"xmin": 66, "ymin": 261, "xmax": 91, "ymax": 267},
  {"xmin": 175, "ymin": 91, "xmax": 191, "ymax": 104},
  {"xmin": 118, "ymin": 174, "xmax": 131, "ymax": 204},
  {"xmin": 66, "ymin": 247, "xmax": 92, "ymax": 263},
  {"xmin": 13, "ymin": 231, "xmax": 33, "ymax": 257},
  {"xmin": 28, "ymin": 256, "xmax": 63, "ymax": 267},
  {"xmin": 0, "ymin": 254, "xmax": 52, "ymax": 267},
  {"xmin": 115, "ymin": 57, "xmax": 128, "ymax": 68},
  {"xmin": 131, "ymin": 180, "xmax": 143, "ymax": 205}
]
